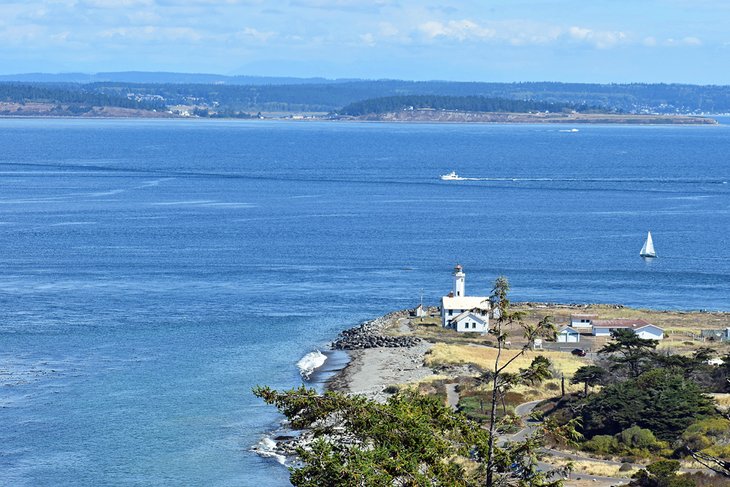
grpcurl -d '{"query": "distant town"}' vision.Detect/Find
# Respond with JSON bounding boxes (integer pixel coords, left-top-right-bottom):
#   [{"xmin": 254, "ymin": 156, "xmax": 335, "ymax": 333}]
[{"xmin": 0, "ymin": 73, "xmax": 727, "ymax": 123}]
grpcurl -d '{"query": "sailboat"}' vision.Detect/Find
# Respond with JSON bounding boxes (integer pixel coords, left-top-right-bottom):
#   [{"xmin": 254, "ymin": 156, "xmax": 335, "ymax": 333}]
[{"xmin": 640, "ymin": 231, "xmax": 657, "ymax": 258}]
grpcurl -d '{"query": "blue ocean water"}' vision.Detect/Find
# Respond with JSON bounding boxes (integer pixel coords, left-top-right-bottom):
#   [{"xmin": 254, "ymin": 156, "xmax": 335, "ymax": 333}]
[{"xmin": 0, "ymin": 119, "xmax": 728, "ymax": 486}]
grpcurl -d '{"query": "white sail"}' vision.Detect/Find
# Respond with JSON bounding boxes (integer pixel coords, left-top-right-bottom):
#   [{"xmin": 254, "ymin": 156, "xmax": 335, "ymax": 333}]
[{"xmin": 640, "ymin": 231, "xmax": 656, "ymax": 257}]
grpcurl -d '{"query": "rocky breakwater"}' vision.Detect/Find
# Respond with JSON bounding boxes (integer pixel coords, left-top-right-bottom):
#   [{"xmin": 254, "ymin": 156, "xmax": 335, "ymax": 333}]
[{"xmin": 332, "ymin": 311, "xmax": 421, "ymax": 350}]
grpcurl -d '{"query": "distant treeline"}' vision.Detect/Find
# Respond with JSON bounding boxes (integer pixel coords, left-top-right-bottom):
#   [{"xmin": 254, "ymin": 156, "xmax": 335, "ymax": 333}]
[
  {"xmin": 2, "ymin": 79, "xmax": 730, "ymax": 115},
  {"xmin": 0, "ymin": 83, "xmax": 165, "ymax": 111},
  {"xmin": 88, "ymin": 80, "xmax": 730, "ymax": 114},
  {"xmin": 338, "ymin": 95, "xmax": 586, "ymax": 116}
]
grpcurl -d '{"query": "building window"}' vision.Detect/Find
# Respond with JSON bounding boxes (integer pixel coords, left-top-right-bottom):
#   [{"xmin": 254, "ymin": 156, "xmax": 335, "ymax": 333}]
[{"xmin": 448, "ymin": 310, "xmax": 453, "ymax": 316}]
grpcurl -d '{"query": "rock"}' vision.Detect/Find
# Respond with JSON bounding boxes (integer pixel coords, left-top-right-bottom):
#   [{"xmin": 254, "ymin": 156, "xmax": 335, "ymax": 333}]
[{"xmin": 332, "ymin": 310, "xmax": 420, "ymax": 350}]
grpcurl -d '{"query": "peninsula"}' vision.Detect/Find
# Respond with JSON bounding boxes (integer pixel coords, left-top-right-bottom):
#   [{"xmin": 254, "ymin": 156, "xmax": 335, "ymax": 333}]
[
  {"xmin": 258, "ymin": 271, "xmax": 730, "ymax": 486},
  {"xmin": 0, "ymin": 78, "xmax": 722, "ymax": 124}
]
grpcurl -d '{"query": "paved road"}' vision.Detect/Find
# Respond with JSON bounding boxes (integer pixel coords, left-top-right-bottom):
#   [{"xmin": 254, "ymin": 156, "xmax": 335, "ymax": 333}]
[
  {"xmin": 508, "ymin": 399, "xmax": 634, "ymax": 485},
  {"xmin": 445, "ymin": 383, "xmax": 459, "ymax": 411}
]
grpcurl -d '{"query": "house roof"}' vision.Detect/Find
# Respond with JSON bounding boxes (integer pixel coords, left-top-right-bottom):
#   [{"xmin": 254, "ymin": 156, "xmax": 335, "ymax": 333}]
[
  {"xmin": 571, "ymin": 314, "xmax": 598, "ymax": 319},
  {"xmin": 557, "ymin": 326, "xmax": 580, "ymax": 334},
  {"xmin": 442, "ymin": 295, "xmax": 490, "ymax": 310},
  {"xmin": 450, "ymin": 310, "xmax": 488, "ymax": 324},
  {"xmin": 591, "ymin": 319, "xmax": 663, "ymax": 331}
]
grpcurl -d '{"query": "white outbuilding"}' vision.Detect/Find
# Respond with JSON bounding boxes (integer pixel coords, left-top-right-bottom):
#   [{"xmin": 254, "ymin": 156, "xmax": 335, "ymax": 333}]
[
  {"xmin": 570, "ymin": 314, "xmax": 597, "ymax": 329},
  {"xmin": 440, "ymin": 264, "xmax": 491, "ymax": 333},
  {"xmin": 556, "ymin": 326, "xmax": 581, "ymax": 343}
]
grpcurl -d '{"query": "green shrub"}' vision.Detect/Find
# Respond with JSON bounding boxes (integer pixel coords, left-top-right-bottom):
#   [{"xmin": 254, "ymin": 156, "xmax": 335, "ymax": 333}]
[
  {"xmin": 680, "ymin": 417, "xmax": 730, "ymax": 455},
  {"xmin": 619, "ymin": 426, "xmax": 659, "ymax": 450},
  {"xmin": 583, "ymin": 435, "xmax": 619, "ymax": 454},
  {"xmin": 383, "ymin": 385, "xmax": 400, "ymax": 394}
]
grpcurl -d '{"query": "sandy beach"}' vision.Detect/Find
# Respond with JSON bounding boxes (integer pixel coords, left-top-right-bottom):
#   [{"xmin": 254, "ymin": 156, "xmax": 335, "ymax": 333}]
[{"xmin": 326, "ymin": 341, "xmax": 434, "ymax": 401}]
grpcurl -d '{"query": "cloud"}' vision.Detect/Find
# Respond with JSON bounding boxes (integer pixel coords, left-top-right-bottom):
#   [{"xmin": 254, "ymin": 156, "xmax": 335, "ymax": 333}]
[
  {"xmin": 568, "ymin": 26, "xmax": 627, "ymax": 49},
  {"xmin": 416, "ymin": 20, "xmax": 626, "ymax": 49},
  {"xmin": 81, "ymin": 0, "xmax": 153, "ymax": 7},
  {"xmin": 644, "ymin": 35, "xmax": 702, "ymax": 47},
  {"xmin": 360, "ymin": 32, "xmax": 375, "ymax": 46},
  {"xmin": 668, "ymin": 36, "xmax": 702, "ymax": 46},
  {"xmin": 237, "ymin": 27, "xmax": 277, "ymax": 43},
  {"xmin": 419, "ymin": 19, "xmax": 495, "ymax": 41},
  {"xmin": 287, "ymin": 0, "xmax": 393, "ymax": 12},
  {"xmin": 98, "ymin": 26, "xmax": 204, "ymax": 42}
]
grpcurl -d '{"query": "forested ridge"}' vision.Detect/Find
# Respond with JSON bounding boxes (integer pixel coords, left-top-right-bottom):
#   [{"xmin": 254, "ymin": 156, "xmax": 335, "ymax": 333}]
[
  {"xmin": 338, "ymin": 95, "xmax": 589, "ymax": 115},
  {"xmin": 2, "ymin": 78, "xmax": 730, "ymax": 115},
  {"xmin": 0, "ymin": 83, "xmax": 165, "ymax": 110}
]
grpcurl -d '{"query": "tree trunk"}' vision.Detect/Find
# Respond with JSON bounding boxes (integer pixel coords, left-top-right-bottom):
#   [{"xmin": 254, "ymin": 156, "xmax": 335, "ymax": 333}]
[{"xmin": 486, "ymin": 339, "xmax": 502, "ymax": 487}]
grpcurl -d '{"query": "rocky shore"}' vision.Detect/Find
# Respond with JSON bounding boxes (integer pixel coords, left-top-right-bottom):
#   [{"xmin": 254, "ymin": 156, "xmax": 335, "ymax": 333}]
[
  {"xmin": 326, "ymin": 310, "xmax": 434, "ymax": 402},
  {"xmin": 332, "ymin": 310, "xmax": 421, "ymax": 350},
  {"xmin": 253, "ymin": 309, "xmax": 435, "ymax": 463}
]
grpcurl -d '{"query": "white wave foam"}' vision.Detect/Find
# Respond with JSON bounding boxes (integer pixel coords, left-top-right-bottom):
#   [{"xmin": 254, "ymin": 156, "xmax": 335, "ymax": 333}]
[
  {"xmin": 252, "ymin": 436, "xmax": 286, "ymax": 465},
  {"xmin": 296, "ymin": 350, "xmax": 327, "ymax": 380}
]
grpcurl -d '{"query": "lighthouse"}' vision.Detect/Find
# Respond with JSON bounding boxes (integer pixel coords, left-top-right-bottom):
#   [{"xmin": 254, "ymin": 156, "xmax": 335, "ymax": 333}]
[
  {"xmin": 453, "ymin": 264, "xmax": 465, "ymax": 297},
  {"xmin": 441, "ymin": 264, "xmax": 490, "ymax": 333}
]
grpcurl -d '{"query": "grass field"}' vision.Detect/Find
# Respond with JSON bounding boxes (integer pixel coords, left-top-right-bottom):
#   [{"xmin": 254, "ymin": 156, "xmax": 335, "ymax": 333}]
[
  {"xmin": 512, "ymin": 304, "xmax": 729, "ymax": 332},
  {"xmin": 545, "ymin": 457, "xmax": 637, "ymax": 479},
  {"xmin": 425, "ymin": 343, "xmax": 587, "ymax": 375}
]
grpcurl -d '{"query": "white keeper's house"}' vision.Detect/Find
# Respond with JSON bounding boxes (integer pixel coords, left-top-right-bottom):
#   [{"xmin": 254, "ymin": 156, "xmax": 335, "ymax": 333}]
[
  {"xmin": 591, "ymin": 319, "xmax": 665, "ymax": 341},
  {"xmin": 441, "ymin": 264, "xmax": 491, "ymax": 333}
]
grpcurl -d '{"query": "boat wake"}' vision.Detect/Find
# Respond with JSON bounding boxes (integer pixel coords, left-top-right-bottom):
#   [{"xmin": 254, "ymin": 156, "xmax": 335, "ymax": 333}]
[
  {"xmin": 296, "ymin": 350, "xmax": 327, "ymax": 380},
  {"xmin": 440, "ymin": 176, "xmax": 729, "ymax": 184}
]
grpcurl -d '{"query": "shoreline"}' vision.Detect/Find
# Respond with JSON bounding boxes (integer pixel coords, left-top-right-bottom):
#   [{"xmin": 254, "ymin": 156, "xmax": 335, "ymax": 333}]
[
  {"xmin": 312, "ymin": 300, "xmax": 730, "ymax": 398},
  {"xmin": 258, "ymin": 303, "xmax": 729, "ymax": 481},
  {"xmin": 0, "ymin": 113, "xmax": 721, "ymax": 126}
]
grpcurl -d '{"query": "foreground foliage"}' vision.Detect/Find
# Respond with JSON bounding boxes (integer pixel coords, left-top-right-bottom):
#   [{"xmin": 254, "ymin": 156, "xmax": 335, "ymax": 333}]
[
  {"xmin": 254, "ymin": 386, "xmax": 568, "ymax": 487},
  {"xmin": 581, "ymin": 368, "xmax": 716, "ymax": 441}
]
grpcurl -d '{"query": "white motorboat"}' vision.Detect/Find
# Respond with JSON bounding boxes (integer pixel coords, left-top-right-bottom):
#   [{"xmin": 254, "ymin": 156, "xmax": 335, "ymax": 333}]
[{"xmin": 440, "ymin": 171, "xmax": 463, "ymax": 181}]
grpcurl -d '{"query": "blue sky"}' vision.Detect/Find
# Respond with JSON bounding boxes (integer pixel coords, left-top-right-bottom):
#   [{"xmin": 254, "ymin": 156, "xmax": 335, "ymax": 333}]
[{"xmin": 1, "ymin": 0, "xmax": 728, "ymax": 83}]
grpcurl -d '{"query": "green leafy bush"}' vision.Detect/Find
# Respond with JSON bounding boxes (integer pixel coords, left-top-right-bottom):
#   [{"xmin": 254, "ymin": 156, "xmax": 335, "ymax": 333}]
[
  {"xmin": 620, "ymin": 426, "xmax": 660, "ymax": 450},
  {"xmin": 583, "ymin": 434, "xmax": 619, "ymax": 454}
]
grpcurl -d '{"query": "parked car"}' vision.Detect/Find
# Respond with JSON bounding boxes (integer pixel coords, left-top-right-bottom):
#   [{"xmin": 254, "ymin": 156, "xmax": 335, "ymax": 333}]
[{"xmin": 571, "ymin": 348, "xmax": 587, "ymax": 357}]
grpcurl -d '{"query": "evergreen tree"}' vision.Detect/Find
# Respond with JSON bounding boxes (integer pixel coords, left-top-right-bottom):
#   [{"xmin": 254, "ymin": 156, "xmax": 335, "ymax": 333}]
[
  {"xmin": 571, "ymin": 365, "xmax": 606, "ymax": 396},
  {"xmin": 581, "ymin": 369, "xmax": 715, "ymax": 440},
  {"xmin": 598, "ymin": 329, "xmax": 658, "ymax": 378}
]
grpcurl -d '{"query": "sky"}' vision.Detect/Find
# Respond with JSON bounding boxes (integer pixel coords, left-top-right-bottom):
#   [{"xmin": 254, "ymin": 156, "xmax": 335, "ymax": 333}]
[{"xmin": 0, "ymin": 0, "xmax": 729, "ymax": 84}]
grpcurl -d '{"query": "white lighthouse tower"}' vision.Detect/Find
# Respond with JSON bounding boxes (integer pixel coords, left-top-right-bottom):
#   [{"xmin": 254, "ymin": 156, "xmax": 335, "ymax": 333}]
[
  {"xmin": 441, "ymin": 264, "xmax": 490, "ymax": 332},
  {"xmin": 453, "ymin": 264, "xmax": 465, "ymax": 297}
]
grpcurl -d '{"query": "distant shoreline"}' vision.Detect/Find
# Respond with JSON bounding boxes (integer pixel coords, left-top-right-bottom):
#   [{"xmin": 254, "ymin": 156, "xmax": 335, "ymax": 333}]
[{"xmin": 0, "ymin": 104, "xmax": 718, "ymax": 125}]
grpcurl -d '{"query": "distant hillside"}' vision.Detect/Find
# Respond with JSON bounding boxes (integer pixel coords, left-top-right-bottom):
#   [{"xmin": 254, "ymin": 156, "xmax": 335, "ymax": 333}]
[
  {"xmin": 0, "ymin": 83, "xmax": 165, "ymax": 111},
  {"xmin": 338, "ymin": 95, "xmax": 588, "ymax": 116},
  {"xmin": 1, "ymin": 75, "xmax": 730, "ymax": 116},
  {"xmin": 87, "ymin": 79, "xmax": 730, "ymax": 114},
  {"xmin": 0, "ymin": 72, "xmax": 351, "ymax": 86}
]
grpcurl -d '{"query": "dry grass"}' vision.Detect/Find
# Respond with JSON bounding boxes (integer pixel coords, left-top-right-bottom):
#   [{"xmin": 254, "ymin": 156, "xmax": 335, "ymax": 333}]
[
  {"xmin": 546, "ymin": 457, "xmax": 637, "ymax": 478},
  {"xmin": 513, "ymin": 304, "xmax": 729, "ymax": 332},
  {"xmin": 425, "ymin": 343, "xmax": 587, "ymax": 375},
  {"xmin": 710, "ymin": 393, "xmax": 730, "ymax": 411}
]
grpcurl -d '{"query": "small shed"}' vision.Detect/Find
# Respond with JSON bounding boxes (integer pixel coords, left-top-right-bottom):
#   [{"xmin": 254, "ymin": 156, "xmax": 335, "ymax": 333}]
[
  {"xmin": 556, "ymin": 326, "xmax": 581, "ymax": 343},
  {"xmin": 701, "ymin": 329, "xmax": 730, "ymax": 342},
  {"xmin": 413, "ymin": 304, "xmax": 426, "ymax": 318}
]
